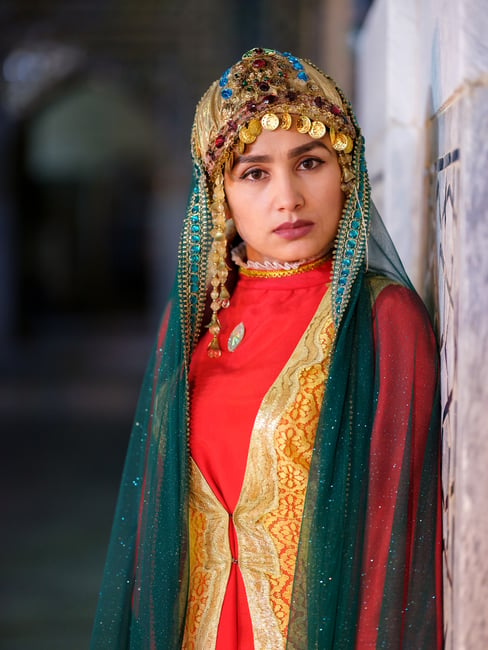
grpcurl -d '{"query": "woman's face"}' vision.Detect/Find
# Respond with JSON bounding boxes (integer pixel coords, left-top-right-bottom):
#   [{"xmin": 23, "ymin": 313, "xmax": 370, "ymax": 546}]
[{"xmin": 224, "ymin": 124, "xmax": 345, "ymax": 264}]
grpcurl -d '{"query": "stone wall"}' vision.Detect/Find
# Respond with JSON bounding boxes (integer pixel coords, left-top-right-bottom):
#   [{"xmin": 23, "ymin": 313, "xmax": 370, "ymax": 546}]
[{"xmin": 356, "ymin": 1, "xmax": 488, "ymax": 648}]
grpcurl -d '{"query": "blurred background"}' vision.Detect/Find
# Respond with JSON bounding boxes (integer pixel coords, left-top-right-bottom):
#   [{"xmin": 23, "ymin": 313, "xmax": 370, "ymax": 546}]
[
  {"xmin": 0, "ymin": 1, "xmax": 370, "ymax": 648},
  {"xmin": 2, "ymin": 1, "xmax": 488, "ymax": 649}
]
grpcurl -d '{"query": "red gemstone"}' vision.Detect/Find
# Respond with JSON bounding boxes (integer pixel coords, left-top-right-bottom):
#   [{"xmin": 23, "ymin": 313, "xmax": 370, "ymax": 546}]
[
  {"xmin": 331, "ymin": 104, "xmax": 341, "ymax": 115},
  {"xmin": 227, "ymin": 120, "xmax": 237, "ymax": 132},
  {"xmin": 262, "ymin": 94, "xmax": 277, "ymax": 105},
  {"xmin": 314, "ymin": 96, "xmax": 325, "ymax": 108},
  {"xmin": 246, "ymin": 101, "xmax": 258, "ymax": 112},
  {"xmin": 286, "ymin": 91, "xmax": 298, "ymax": 102},
  {"xmin": 258, "ymin": 82, "xmax": 270, "ymax": 91},
  {"xmin": 252, "ymin": 58, "xmax": 267, "ymax": 69},
  {"xmin": 215, "ymin": 135, "xmax": 225, "ymax": 148}
]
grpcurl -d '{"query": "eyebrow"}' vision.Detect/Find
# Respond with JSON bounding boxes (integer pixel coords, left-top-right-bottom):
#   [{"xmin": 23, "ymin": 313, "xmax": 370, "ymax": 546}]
[{"xmin": 234, "ymin": 140, "xmax": 331, "ymax": 165}]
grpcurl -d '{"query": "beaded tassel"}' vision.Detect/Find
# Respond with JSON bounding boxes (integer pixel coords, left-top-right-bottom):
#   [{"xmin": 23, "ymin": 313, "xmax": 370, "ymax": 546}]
[{"xmin": 207, "ymin": 171, "xmax": 230, "ymax": 358}]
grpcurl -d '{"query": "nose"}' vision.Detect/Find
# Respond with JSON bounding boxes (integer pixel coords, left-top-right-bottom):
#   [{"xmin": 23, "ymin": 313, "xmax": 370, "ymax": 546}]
[{"xmin": 274, "ymin": 170, "xmax": 304, "ymax": 212}]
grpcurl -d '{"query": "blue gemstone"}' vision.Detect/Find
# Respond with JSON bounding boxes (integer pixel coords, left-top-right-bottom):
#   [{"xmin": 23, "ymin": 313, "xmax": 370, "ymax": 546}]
[
  {"xmin": 335, "ymin": 295, "xmax": 342, "ymax": 304},
  {"xmin": 337, "ymin": 287, "xmax": 344, "ymax": 295},
  {"xmin": 191, "ymin": 284, "xmax": 199, "ymax": 293},
  {"xmin": 351, "ymin": 220, "xmax": 359, "ymax": 229},
  {"xmin": 336, "ymin": 305, "xmax": 341, "ymax": 314},
  {"xmin": 190, "ymin": 245, "xmax": 200, "ymax": 253},
  {"xmin": 340, "ymin": 269, "xmax": 349, "ymax": 277},
  {"xmin": 190, "ymin": 255, "xmax": 199, "ymax": 263},
  {"xmin": 345, "ymin": 249, "xmax": 354, "ymax": 257},
  {"xmin": 191, "ymin": 225, "xmax": 199, "ymax": 233},
  {"xmin": 297, "ymin": 71, "xmax": 308, "ymax": 81},
  {"xmin": 190, "ymin": 295, "xmax": 197, "ymax": 304},
  {"xmin": 191, "ymin": 235, "xmax": 200, "ymax": 243},
  {"xmin": 339, "ymin": 277, "xmax": 347, "ymax": 285},
  {"xmin": 349, "ymin": 229, "xmax": 358, "ymax": 238},
  {"xmin": 191, "ymin": 206, "xmax": 199, "ymax": 213},
  {"xmin": 342, "ymin": 258, "xmax": 351, "ymax": 267},
  {"xmin": 346, "ymin": 239, "xmax": 356, "ymax": 249},
  {"xmin": 221, "ymin": 88, "xmax": 233, "ymax": 99},
  {"xmin": 191, "ymin": 264, "xmax": 198, "ymax": 273}
]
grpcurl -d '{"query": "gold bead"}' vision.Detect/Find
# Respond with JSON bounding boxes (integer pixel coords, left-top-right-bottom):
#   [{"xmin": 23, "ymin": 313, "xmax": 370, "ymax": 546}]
[
  {"xmin": 344, "ymin": 135, "xmax": 353, "ymax": 154},
  {"xmin": 219, "ymin": 286, "xmax": 230, "ymax": 302},
  {"xmin": 207, "ymin": 337, "xmax": 222, "ymax": 358},
  {"xmin": 211, "ymin": 202, "xmax": 225, "ymax": 214},
  {"xmin": 342, "ymin": 167, "xmax": 355, "ymax": 183}
]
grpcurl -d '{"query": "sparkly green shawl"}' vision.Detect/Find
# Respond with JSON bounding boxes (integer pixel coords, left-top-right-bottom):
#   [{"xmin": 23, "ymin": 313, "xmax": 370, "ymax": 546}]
[{"xmin": 90, "ymin": 54, "xmax": 441, "ymax": 649}]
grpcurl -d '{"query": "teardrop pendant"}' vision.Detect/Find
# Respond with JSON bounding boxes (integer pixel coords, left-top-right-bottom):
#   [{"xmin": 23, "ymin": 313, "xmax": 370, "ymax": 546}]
[{"xmin": 227, "ymin": 322, "xmax": 245, "ymax": 352}]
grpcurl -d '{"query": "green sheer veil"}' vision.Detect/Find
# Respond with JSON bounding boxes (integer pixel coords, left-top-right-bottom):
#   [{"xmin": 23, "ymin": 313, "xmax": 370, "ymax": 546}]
[{"xmin": 91, "ymin": 49, "xmax": 441, "ymax": 649}]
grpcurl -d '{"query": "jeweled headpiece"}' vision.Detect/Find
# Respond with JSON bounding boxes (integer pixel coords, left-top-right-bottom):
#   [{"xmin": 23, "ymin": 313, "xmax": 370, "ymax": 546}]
[
  {"xmin": 189, "ymin": 48, "xmax": 369, "ymax": 358},
  {"xmin": 192, "ymin": 47, "xmax": 357, "ymax": 189}
]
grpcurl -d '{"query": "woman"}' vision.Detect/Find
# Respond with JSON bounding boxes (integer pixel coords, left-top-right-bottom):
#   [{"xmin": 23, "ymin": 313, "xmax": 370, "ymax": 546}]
[{"xmin": 91, "ymin": 48, "xmax": 442, "ymax": 649}]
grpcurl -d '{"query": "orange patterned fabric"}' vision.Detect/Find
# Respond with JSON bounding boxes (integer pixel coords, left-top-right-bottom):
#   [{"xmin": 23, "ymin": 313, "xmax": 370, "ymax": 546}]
[{"xmin": 264, "ymin": 319, "xmax": 334, "ymax": 637}]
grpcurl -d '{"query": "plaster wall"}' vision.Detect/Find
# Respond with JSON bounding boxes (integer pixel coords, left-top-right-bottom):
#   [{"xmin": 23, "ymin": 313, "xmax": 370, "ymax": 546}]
[{"xmin": 356, "ymin": 1, "xmax": 488, "ymax": 648}]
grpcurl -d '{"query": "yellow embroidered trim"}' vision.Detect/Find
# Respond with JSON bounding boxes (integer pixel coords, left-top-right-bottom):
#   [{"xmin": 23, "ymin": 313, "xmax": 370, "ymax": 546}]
[
  {"xmin": 183, "ymin": 461, "xmax": 231, "ymax": 649},
  {"xmin": 238, "ymin": 255, "xmax": 330, "ymax": 279},
  {"xmin": 241, "ymin": 286, "xmax": 334, "ymax": 645}
]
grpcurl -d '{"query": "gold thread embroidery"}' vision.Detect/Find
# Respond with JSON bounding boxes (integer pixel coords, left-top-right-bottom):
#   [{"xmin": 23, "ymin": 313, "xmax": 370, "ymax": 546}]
[
  {"xmin": 241, "ymin": 289, "xmax": 334, "ymax": 645},
  {"xmin": 183, "ymin": 462, "xmax": 231, "ymax": 649}
]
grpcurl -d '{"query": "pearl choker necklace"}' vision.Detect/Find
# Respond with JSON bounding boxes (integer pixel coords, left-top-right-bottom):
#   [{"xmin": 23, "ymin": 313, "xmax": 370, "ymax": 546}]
[{"xmin": 230, "ymin": 242, "xmax": 326, "ymax": 271}]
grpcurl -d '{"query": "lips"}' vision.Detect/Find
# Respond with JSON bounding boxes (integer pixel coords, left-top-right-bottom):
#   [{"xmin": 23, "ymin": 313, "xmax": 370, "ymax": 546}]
[{"xmin": 273, "ymin": 219, "xmax": 314, "ymax": 240}]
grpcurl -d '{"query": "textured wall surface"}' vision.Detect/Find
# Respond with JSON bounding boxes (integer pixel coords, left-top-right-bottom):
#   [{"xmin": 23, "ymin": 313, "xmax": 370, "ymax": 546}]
[{"xmin": 357, "ymin": 1, "xmax": 488, "ymax": 648}]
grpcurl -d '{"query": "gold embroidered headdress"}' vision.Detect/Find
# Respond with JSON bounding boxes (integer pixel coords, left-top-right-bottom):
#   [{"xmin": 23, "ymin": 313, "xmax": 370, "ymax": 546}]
[
  {"xmin": 193, "ymin": 47, "xmax": 356, "ymax": 187},
  {"xmin": 190, "ymin": 48, "xmax": 367, "ymax": 357}
]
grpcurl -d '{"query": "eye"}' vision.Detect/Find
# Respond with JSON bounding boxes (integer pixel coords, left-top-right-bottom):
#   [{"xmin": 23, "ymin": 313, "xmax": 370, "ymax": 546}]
[
  {"xmin": 298, "ymin": 157, "xmax": 324, "ymax": 171},
  {"xmin": 240, "ymin": 167, "xmax": 267, "ymax": 181}
]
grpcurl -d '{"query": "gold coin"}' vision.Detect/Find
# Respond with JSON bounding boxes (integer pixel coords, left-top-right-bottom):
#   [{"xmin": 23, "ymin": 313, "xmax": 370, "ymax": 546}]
[
  {"xmin": 296, "ymin": 115, "xmax": 311, "ymax": 134},
  {"xmin": 344, "ymin": 135, "xmax": 353, "ymax": 153},
  {"xmin": 279, "ymin": 112, "xmax": 292, "ymax": 130},
  {"xmin": 261, "ymin": 112, "xmax": 280, "ymax": 130},
  {"xmin": 248, "ymin": 118, "xmax": 262, "ymax": 136},
  {"xmin": 332, "ymin": 133, "xmax": 348, "ymax": 151},
  {"xmin": 239, "ymin": 127, "xmax": 257, "ymax": 144},
  {"xmin": 309, "ymin": 120, "xmax": 326, "ymax": 139}
]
